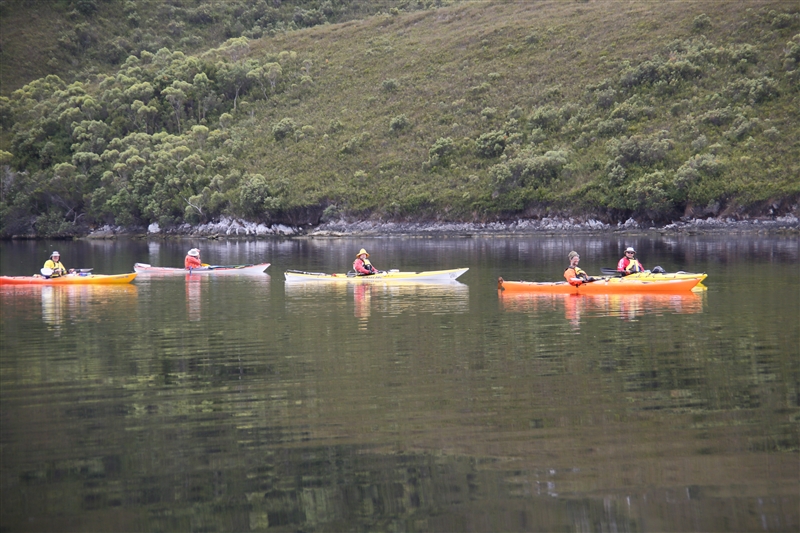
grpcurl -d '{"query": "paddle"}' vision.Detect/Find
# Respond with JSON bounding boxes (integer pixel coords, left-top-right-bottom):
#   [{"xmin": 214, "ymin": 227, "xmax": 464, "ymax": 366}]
[
  {"xmin": 286, "ymin": 269, "xmax": 329, "ymax": 276},
  {"xmin": 206, "ymin": 264, "xmax": 255, "ymax": 269},
  {"xmin": 39, "ymin": 267, "xmax": 90, "ymax": 277},
  {"xmin": 600, "ymin": 267, "xmax": 628, "ymax": 277}
]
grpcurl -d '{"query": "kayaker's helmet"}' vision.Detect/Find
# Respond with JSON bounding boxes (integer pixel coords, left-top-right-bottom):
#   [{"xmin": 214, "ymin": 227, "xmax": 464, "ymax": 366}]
[
  {"xmin": 625, "ymin": 247, "xmax": 635, "ymax": 254},
  {"xmin": 51, "ymin": 251, "xmax": 60, "ymax": 258},
  {"xmin": 568, "ymin": 251, "xmax": 579, "ymax": 261},
  {"xmin": 187, "ymin": 248, "xmax": 200, "ymax": 257},
  {"xmin": 356, "ymin": 248, "xmax": 369, "ymax": 258}
]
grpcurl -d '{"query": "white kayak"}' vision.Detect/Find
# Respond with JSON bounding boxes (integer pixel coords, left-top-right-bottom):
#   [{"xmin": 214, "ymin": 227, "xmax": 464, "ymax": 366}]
[
  {"xmin": 284, "ymin": 268, "xmax": 468, "ymax": 282},
  {"xmin": 134, "ymin": 262, "xmax": 270, "ymax": 275}
]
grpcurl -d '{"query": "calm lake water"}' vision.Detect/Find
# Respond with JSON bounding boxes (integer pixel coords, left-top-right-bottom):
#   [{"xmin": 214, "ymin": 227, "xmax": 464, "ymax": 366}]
[{"xmin": 1, "ymin": 235, "xmax": 798, "ymax": 532}]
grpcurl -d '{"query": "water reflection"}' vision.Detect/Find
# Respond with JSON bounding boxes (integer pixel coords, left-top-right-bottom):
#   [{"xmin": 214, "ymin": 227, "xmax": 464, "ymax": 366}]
[
  {"xmin": 186, "ymin": 274, "xmax": 204, "ymax": 321},
  {"xmin": 499, "ymin": 291, "xmax": 705, "ymax": 328},
  {"xmin": 285, "ymin": 281, "xmax": 470, "ymax": 322},
  {"xmin": 1, "ymin": 284, "xmax": 139, "ymax": 334},
  {"xmin": 1, "ymin": 236, "xmax": 797, "ymax": 533}
]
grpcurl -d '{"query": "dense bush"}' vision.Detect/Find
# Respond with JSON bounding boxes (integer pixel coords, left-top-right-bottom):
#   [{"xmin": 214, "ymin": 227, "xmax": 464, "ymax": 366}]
[
  {"xmin": 389, "ymin": 114, "xmax": 409, "ymax": 132},
  {"xmin": 475, "ymin": 130, "xmax": 506, "ymax": 158},
  {"xmin": 272, "ymin": 118, "xmax": 297, "ymax": 141}
]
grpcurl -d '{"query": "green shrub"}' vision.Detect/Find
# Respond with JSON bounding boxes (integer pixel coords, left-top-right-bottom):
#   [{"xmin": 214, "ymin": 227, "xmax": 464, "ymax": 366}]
[
  {"xmin": 595, "ymin": 87, "xmax": 617, "ymax": 108},
  {"xmin": 699, "ymin": 106, "xmax": 734, "ymax": 126},
  {"xmin": 607, "ymin": 131, "xmax": 673, "ymax": 167},
  {"xmin": 724, "ymin": 116, "xmax": 760, "ymax": 141},
  {"xmin": 529, "ymin": 104, "xmax": 562, "ymax": 131},
  {"xmin": 426, "ymin": 137, "xmax": 455, "ymax": 168},
  {"xmin": 692, "ymin": 14, "xmax": 711, "ymax": 32},
  {"xmin": 597, "ymin": 118, "xmax": 626, "ymax": 136},
  {"xmin": 238, "ymin": 173, "xmax": 281, "ymax": 217},
  {"xmin": 340, "ymin": 132, "xmax": 370, "ymax": 154},
  {"xmin": 475, "ymin": 130, "xmax": 506, "ymax": 158},
  {"xmin": 382, "ymin": 78, "xmax": 399, "ymax": 92},
  {"xmin": 725, "ymin": 76, "xmax": 779, "ymax": 103},
  {"xmin": 272, "ymin": 118, "xmax": 297, "ymax": 141},
  {"xmin": 389, "ymin": 114, "xmax": 409, "ymax": 132},
  {"xmin": 480, "ymin": 107, "xmax": 498, "ymax": 120},
  {"xmin": 625, "ymin": 170, "xmax": 673, "ymax": 217}
]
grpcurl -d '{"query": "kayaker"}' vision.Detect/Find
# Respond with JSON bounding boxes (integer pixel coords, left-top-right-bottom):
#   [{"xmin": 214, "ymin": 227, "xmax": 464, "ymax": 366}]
[
  {"xmin": 43, "ymin": 251, "xmax": 69, "ymax": 277},
  {"xmin": 617, "ymin": 247, "xmax": 645, "ymax": 274},
  {"xmin": 564, "ymin": 251, "xmax": 594, "ymax": 286},
  {"xmin": 353, "ymin": 248, "xmax": 379, "ymax": 275},
  {"xmin": 185, "ymin": 248, "xmax": 203, "ymax": 269}
]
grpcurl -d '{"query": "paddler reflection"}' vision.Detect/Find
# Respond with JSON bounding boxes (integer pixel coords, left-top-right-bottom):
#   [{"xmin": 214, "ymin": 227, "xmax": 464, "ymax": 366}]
[
  {"xmin": 499, "ymin": 291, "xmax": 704, "ymax": 327},
  {"xmin": 354, "ymin": 283, "xmax": 372, "ymax": 328},
  {"xmin": 186, "ymin": 274, "xmax": 204, "ymax": 321},
  {"xmin": 40, "ymin": 286, "xmax": 65, "ymax": 333}
]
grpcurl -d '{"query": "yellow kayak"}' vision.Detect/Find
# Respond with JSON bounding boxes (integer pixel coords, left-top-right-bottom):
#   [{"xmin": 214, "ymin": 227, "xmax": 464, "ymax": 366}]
[
  {"xmin": 620, "ymin": 271, "xmax": 707, "ymax": 283},
  {"xmin": 497, "ymin": 275, "xmax": 704, "ymax": 294},
  {"xmin": 0, "ymin": 273, "xmax": 137, "ymax": 285},
  {"xmin": 284, "ymin": 268, "xmax": 468, "ymax": 282}
]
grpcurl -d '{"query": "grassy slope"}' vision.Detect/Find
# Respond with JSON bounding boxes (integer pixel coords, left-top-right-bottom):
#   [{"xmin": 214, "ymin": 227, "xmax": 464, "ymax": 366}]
[
  {"xmin": 229, "ymin": 0, "xmax": 798, "ymax": 221},
  {"xmin": 0, "ymin": 0, "xmax": 448, "ymax": 96},
  {"xmin": 2, "ymin": 0, "xmax": 798, "ymax": 230}
]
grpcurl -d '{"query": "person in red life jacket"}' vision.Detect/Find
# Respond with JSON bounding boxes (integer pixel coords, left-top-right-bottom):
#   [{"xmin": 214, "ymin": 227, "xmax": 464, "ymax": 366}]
[
  {"xmin": 43, "ymin": 251, "xmax": 70, "ymax": 277},
  {"xmin": 185, "ymin": 248, "xmax": 203, "ymax": 269},
  {"xmin": 616, "ymin": 246, "xmax": 645, "ymax": 274},
  {"xmin": 564, "ymin": 251, "xmax": 594, "ymax": 286},
  {"xmin": 353, "ymin": 248, "xmax": 379, "ymax": 275}
]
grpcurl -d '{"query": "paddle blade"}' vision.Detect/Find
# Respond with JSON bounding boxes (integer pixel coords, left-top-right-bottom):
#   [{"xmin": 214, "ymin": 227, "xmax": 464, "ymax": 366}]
[{"xmin": 40, "ymin": 268, "xmax": 53, "ymax": 277}]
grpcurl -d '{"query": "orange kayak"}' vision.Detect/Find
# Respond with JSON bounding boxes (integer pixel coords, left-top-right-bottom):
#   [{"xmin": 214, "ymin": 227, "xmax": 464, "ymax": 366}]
[
  {"xmin": 0, "ymin": 273, "xmax": 137, "ymax": 285},
  {"xmin": 497, "ymin": 275, "xmax": 702, "ymax": 294}
]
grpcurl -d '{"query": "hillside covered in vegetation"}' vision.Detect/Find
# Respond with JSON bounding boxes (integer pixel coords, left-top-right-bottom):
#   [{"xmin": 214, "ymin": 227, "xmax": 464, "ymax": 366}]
[{"xmin": 1, "ymin": 0, "xmax": 798, "ymax": 236}]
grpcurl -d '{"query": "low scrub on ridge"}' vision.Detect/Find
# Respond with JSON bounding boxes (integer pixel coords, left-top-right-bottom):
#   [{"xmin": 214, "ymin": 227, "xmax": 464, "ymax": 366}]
[{"xmin": 0, "ymin": 0, "xmax": 798, "ymax": 236}]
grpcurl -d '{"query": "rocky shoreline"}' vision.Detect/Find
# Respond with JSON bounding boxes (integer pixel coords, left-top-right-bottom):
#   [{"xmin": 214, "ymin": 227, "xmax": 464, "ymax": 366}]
[{"xmin": 73, "ymin": 212, "xmax": 800, "ymax": 239}]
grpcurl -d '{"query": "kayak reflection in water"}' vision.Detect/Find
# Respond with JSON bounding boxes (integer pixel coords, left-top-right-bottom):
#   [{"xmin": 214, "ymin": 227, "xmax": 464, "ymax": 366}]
[{"xmin": 353, "ymin": 248, "xmax": 379, "ymax": 276}]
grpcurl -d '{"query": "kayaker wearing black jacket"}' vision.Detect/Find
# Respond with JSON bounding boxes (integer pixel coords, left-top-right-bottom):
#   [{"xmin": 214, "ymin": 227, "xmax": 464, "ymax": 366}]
[{"xmin": 353, "ymin": 248, "xmax": 378, "ymax": 275}]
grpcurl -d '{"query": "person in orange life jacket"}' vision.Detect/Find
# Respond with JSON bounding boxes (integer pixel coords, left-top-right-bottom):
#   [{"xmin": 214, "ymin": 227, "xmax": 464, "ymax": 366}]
[
  {"xmin": 185, "ymin": 248, "xmax": 203, "ymax": 269},
  {"xmin": 43, "ymin": 251, "xmax": 70, "ymax": 277},
  {"xmin": 564, "ymin": 251, "xmax": 595, "ymax": 286},
  {"xmin": 353, "ymin": 248, "xmax": 379, "ymax": 275},
  {"xmin": 617, "ymin": 246, "xmax": 645, "ymax": 274}
]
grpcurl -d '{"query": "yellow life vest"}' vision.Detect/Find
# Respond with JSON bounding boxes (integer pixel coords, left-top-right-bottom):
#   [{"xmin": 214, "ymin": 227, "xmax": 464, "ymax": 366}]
[
  {"xmin": 625, "ymin": 259, "xmax": 643, "ymax": 272},
  {"xmin": 44, "ymin": 259, "xmax": 66, "ymax": 277}
]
